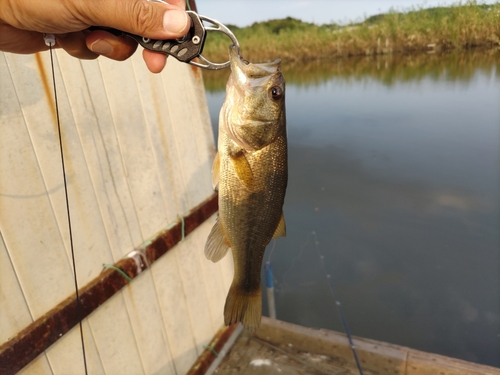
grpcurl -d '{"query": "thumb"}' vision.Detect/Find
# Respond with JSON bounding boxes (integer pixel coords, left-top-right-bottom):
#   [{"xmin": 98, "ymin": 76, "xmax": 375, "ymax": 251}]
[{"xmin": 79, "ymin": 0, "xmax": 190, "ymax": 39}]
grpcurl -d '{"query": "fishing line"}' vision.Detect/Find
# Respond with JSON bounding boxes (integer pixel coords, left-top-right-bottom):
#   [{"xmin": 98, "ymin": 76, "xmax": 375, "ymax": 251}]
[
  {"xmin": 266, "ymin": 239, "xmax": 277, "ymax": 263},
  {"xmin": 268, "ymin": 230, "xmax": 364, "ymax": 374},
  {"xmin": 312, "ymin": 231, "xmax": 364, "ymax": 375},
  {"xmin": 102, "ymin": 264, "xmax": 133, "ymax": 282},
  {"xmin": 45, "ymin": 34, "xmax": 89, "ymax": 375}
]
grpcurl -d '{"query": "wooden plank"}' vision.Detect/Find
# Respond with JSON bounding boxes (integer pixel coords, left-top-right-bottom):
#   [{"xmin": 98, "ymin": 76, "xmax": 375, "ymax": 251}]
[
  {"xmin": 89, "ymin": 293, "xmax": 145, "ymax": 375},
  {"xmin": 45, "ymin": 322, "xmax": 105, "ymax": 375},
  {"xmin": 129, "ymin": 52, "xmax": 184, "ymax": 225},
  {"xmin": 254, "ymin": 317, "xmax": 500, "ymax": 375},
  {"xmin": 2, "ymin": 50, "xmax": 112, "ymax": 374},
  {"xmin": 79, "ymin": 59, "xmax": 142, "ymax": 261},
  {"xmin": 174, "ymin": 224, "xmax": 218, "ymax": 348},
  {"xmin": 159, "ymin": 60, "xmax": 225, "ymax": 345},
  {"xmin": 121, "ymin": 272, "xmax": 176, "ymax": 375},
  {"xmin": 171, "ymin": 64, "xmax": 215, "ymax": 206},
  {"xmin": 97, "ymin": 56, "xmax": 167, "ymax": 242},
  {"xmin": 170, "ymin": 64, "xmax": 229, "ymax": 333},
  {"xmin": 161, "ymin": 61, "xmax": 211, "ymax": 211},
  {"xmin": 0, "ymin": 54, "xmax": 34, "ymax": 345},
  {"xmin": 0, "ymin": 232, "xmax": 55, "ymax": 375},
  {"xmin": 256, "ymin": 317, "xmax": 407, "ymax": 374},
  {"xmin": 57, "ymin": 51, "xmax": 138, "ymax": 263},
  {"xmin": 80, "ymin": 52, "xmax": 175, "ymax": 375},
  {"xmin": 0, "ymin": 233, "xmax": 33, "ymax": 344},
  {"xmin": 151, "ymin": 249, "xmax": 198, "ymax": 374},
  {"xmin": 129, "ymin": 58, "xmax": 203, "ymax": 367},
  {"xmin": 197, "ymin": 216, "xmax": 228, "ymax": 331},
  {"xmin": 16, "ymin": 356, "xmax": 53, "ymax": 375},
  {"xmin": 47, "ymin": 50, "xmax": 115, "ymax": 289},
  {"xmin": 1, "ymin": 52, "xmax": 75, "ymax": 320},
  {"xmin": 406, "ymin": 351, "xmax": 500, "ymax": 375}
]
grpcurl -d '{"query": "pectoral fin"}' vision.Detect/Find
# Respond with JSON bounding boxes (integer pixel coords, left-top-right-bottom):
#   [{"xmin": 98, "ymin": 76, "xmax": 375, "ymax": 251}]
[
  {"xmin": 212, "ymin": 152, "xmax": 220, "ymax": 191},
  {"xmin": 205, "ymin": 218, "xmax": 230, "ymax": 262},
  {"xmin": 229, "ymin": 150, "xmax": 254, "ymax": 190},
  {"xmin": 272, "ymin": 213, "xmax": 286, "ymax": 239}
]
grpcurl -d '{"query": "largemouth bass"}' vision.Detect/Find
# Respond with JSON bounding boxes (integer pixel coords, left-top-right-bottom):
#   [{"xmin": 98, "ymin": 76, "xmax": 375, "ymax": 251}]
[{"xmin": 205, "ymin": 46, "xmax": 287, "ymax": 332}]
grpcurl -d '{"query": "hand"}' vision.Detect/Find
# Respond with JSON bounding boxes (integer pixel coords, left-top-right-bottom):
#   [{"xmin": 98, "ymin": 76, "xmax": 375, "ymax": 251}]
[{"xmin": 0, "ymin": 0, "xmax": 190, "ymax": 73}]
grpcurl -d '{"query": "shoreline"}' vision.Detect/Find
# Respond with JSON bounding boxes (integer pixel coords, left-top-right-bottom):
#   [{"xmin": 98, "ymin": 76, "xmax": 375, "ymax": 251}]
[{"xmin": 201, "ymin": 2, "xmax": 500, "ymax": 64}]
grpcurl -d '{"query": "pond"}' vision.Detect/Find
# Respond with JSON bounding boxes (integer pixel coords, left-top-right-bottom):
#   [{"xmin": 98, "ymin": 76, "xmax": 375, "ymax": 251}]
[{"xmin": 203, "ymin": 49, "xmax": 500, "ymax": 367}]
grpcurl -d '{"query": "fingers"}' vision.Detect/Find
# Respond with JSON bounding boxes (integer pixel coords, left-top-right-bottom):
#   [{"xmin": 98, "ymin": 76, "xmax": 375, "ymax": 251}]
[
  {"xmin": 86, "ymin": 30, "xmax": 138, "ymax": 61},
  {"xmin": 0, "ymin": 24, "xmax": 49, "ymax": 54},
  {"xmin": 57, "ymin": 32, "xmax": 98, "ymax": 59},
  {"xmin": 77, "ymin": 0, "xmax": 190, "ymax": 40},
  {"xmin": 142, "ymin": 49, "xmax": 167, "ymax": 73}
]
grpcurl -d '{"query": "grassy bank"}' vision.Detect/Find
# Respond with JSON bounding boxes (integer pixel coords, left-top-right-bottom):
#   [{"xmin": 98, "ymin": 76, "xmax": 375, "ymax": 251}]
[{"xmin": 201, "ymin": 1, "xmax": 500, "ymax": 64}]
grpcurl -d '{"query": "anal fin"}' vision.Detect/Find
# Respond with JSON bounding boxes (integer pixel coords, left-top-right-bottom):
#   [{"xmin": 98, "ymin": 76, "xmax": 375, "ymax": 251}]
[{"xmin": 272, "ymin": 213, "xmax": 286, "ymax": 239}]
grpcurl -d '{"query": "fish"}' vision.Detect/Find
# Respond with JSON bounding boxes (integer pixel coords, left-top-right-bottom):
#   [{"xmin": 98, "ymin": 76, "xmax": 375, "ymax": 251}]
[{"xmin": 204, "ymin": 45, "xmax": 288, "ymax": 332}]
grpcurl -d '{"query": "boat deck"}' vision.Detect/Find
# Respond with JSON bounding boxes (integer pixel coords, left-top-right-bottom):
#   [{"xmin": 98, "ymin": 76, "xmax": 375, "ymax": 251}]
[
  {"xmin": 188, "ymin": 317, "xmax": 500, "ymax": 375},
  {"xmin": 215, "ymin": 329, "xmax": 368, "ymax": 375}
]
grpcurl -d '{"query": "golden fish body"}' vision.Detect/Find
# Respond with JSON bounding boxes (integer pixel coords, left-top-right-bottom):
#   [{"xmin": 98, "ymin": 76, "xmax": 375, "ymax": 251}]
[{"xmin": 205, "ymin": 46, "xmax": 287, "ymax": 332}]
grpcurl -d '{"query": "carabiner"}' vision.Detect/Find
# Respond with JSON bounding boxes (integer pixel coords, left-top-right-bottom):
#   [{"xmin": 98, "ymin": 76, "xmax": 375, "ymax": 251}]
[
  {"xmin": 88, "ymin": 10, "xmax": 240, "ymax": 70},
  {"xmin": 190, "ymin": 14, "xmax": 240, "ymax": 70}
]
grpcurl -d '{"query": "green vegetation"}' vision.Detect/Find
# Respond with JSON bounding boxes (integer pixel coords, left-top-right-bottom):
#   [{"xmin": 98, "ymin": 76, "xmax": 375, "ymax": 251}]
[{"xmin": 201, "ymin": 1, "xmax": 500, "ymax": 64}]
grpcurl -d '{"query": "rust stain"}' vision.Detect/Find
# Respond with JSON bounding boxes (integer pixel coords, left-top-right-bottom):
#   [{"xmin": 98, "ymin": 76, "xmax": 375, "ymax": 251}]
[
  {"xmin": 0, "ymin": 193, "xmax": 218, "ymax": 375},
  {"xmin": 34, "ymin": 52, "xmax": 57, "ymax": 126},
  {"xmin": 186, "ymin": 323, "xmax": 240, "ymax": 375},
  {"xmin": 190, "ymin": 63, "xmax": 203, "ymax": 84}
]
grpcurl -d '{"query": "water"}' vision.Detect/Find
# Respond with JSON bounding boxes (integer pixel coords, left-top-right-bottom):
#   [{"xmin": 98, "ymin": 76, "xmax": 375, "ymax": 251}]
[{"xmin": 204, "ymin": 50, "xmax": 500, "ymax": 367}]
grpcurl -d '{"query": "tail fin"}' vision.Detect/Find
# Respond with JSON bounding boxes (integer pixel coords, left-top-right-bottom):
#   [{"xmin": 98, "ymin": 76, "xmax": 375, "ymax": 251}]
[{"xmin": 224, "ymin": 283, "xmax": 262, "ymax": 332}]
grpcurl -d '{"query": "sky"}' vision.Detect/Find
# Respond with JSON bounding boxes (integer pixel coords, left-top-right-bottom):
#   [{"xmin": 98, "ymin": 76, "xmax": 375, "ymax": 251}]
[{"xmin": 196, "ymin": 0, "xmax": 496, "ymax": 26}]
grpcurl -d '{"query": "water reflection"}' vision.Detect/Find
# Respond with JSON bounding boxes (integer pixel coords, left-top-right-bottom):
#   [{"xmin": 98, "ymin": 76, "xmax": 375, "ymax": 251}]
[
  {"xmin": 203, "ymin": 48, "xmax": 500, "ymax": 92},
  {"xmin": 204, "ymin": 49, "xmax": 500, "ymax": 367}
]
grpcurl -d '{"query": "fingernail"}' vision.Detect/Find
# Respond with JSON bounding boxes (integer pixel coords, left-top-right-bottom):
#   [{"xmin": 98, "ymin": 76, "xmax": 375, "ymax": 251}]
[
  {"xmin": 163, "ymin": 9, "xmax": 189, "ymax": 33},
  {"xmin": 89, "ymin": 39, "xmax": 113, "ymax": 55}
]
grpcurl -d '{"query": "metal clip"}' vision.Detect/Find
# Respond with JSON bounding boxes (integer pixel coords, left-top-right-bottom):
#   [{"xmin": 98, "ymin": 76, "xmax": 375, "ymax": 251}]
[
  {"xmin": 190, "ymin": 14, "xmax": 240, "ymax": 70},
  {"xmin": 89, "ymin": 8, "xmax": 240, "ymax": 70},
  {"xmin": 131, "ymin": 11, "xmax": 240, "ymax": 70}
]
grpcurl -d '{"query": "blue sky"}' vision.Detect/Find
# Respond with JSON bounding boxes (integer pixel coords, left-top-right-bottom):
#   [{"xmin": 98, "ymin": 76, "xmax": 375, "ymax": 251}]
[{"xmin": 196, "ymin": 0, "xmax": 495, "ymax": 26}]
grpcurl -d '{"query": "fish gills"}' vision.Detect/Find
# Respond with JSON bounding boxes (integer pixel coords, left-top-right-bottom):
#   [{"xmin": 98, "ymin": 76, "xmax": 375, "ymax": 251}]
[{"xmin": 205, "ymin": 46, "xmax": 287, "ymax": 332}]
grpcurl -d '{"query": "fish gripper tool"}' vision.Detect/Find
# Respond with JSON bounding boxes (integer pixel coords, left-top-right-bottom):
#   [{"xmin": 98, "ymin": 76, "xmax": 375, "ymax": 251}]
[{"xmin": 89, "ymin": 9, "xmax": 240, "ymax": 70}]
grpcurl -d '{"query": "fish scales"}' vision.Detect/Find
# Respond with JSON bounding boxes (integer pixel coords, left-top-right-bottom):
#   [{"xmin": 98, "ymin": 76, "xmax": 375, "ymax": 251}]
[{"xmin": 205, "ymin": 46, "xmax": 287, "ymax": 332}]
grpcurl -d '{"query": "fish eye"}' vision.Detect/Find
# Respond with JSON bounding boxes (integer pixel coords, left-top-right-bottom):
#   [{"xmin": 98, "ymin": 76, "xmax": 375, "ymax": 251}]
[{"xmin": 270, "ymin": 86, "xmax": 283, "ymax": 100}]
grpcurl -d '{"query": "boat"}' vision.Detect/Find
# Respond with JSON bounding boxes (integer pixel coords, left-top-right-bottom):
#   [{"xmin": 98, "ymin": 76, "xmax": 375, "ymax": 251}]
[{"xmin": 188, "ymin": 317, "xmax": 500, "ymax": 375}]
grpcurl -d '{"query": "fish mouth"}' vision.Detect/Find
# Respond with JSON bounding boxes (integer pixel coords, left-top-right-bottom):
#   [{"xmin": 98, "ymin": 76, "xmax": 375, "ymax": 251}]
[{"xmin": 229, "ymin": 45, "xmax": 281, "ymax": 78}]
